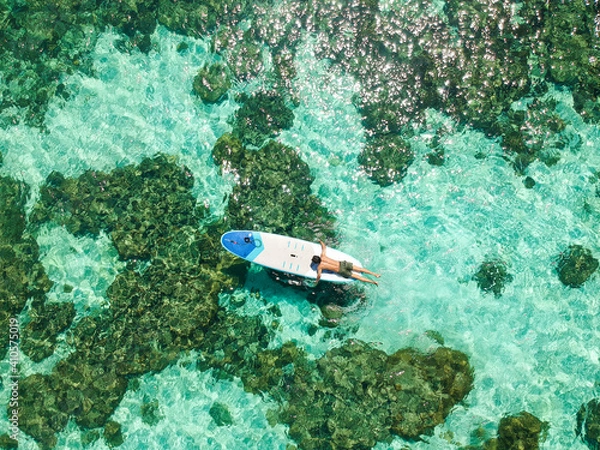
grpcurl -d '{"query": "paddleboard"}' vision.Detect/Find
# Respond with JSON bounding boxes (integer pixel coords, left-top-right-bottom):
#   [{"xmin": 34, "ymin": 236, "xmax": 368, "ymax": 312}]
[{"xmin": 221, "ymin": 230, "xmax": 363, "ymax": 283}]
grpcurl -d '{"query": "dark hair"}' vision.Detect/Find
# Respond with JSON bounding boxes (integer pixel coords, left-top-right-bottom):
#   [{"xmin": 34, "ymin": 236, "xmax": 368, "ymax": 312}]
[{"xmin": 312, "ymin": 255, "xmax": 321, "ymax": 264}]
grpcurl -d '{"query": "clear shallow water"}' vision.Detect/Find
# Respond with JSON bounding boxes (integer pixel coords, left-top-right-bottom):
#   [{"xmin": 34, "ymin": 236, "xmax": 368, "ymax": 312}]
[{"xmin": 0, "ymin": 21, "xmax": 599, "ymax": 450}]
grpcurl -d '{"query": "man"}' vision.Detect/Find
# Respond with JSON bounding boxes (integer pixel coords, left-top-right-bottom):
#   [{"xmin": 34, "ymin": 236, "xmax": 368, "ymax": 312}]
[{"xmin": 312, "ymin": 241, "xmax": 380, "ymax": 285}]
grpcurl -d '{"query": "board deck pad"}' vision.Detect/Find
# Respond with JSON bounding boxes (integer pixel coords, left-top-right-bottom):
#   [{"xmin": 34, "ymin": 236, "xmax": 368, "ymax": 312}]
[{"xmin": 221, "ymin": 230, "xmax": 363, "ymax": 283}]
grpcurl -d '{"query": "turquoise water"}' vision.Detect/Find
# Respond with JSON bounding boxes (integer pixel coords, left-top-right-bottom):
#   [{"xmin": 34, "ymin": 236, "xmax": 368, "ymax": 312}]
[{"xmin": 1, "ymin": 4, "xmax": 600, "ymax": 450}]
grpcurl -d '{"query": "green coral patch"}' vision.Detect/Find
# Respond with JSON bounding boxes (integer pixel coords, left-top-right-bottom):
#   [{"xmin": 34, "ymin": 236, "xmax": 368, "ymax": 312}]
[
  {"xmin": 491, "ymin": 99, "xmax": 577, "ymax": 173},
  {"xmin": 358, "ymin": 134, "xmax": 415, "ymax": 187},
  {"xmin": 31, "ymin": 154, "xmax": 202, "ymax": 261},
  {"xmin": 577, "ymin": 398, "xmax": 600, "ymax": 450},
  {"xmin": 17, "ymin": 156, "xmax": 245, "ymax": 447},
  {"xmin": 192, "ymin": 63, "xmax": 231, "ymax": 104},
  {"xmin": 0, "ymin": 176, "xmax": 28, "ymax": 244},
  {"xmin": 21, "ymin": 300, "xmax": 76, "ymax": 362},
  {"xmin": 103, "ymin": 420, "xmax": 124, "ymax": 448},
  {"xmin": 209, "ymin": 402, "xmax": 234, "ymax": 427},
  {"xmin": 0, "ymin": 176, "xmax": 53, "ymax": 358},
  {"xmin": 497, "ymin": 411, "xmax": 548, "ymax": 450},
  {"xmin": 556, "ymin": 244, "xmax": 599, "ymax": 288},
  {"xmin": 230, "ymin": 91, "xmax": 295, "ymax": 148},
  {"xmin": 472, "ymin": 259, "xmax": 514, "ymax": 298},
  {"xmin": 280, "ymin": 340, "xmax": 472, "ymax": 448},
  {"xmin": 200, "ymin": 316, "xmax": 474, "ymax": 450},
  {"xmin": 212, "ymin": 134, "xmax": 336, "ymax": 242}
]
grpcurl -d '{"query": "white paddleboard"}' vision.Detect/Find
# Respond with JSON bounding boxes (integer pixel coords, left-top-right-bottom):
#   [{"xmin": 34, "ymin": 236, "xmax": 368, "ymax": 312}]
[{"xmin": 221, "ymin": 230, "xmax": 363, "ymax": 283}]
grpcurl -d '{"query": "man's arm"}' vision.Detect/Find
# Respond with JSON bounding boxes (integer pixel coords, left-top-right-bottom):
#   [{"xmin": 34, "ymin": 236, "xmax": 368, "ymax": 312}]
[{"xmin": 319, "ymin": 240, "xmax": 327, "ymax": 257}]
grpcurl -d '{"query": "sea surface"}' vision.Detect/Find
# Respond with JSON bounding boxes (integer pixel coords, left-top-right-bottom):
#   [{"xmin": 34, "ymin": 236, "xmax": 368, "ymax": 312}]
[{"xmin": 1, "ymin": 2, "xmax": 600, "ymax": 449}]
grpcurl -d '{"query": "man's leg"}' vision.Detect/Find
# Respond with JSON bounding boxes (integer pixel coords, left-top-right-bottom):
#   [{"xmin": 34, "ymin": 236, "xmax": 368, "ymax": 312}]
[
  {"xmin": 351, "ymin": 273, "xmax": 379, "ymax": 285},
  {"xmin": 353, "ymin": 266, "xmax": 381, "ymax": 277}
]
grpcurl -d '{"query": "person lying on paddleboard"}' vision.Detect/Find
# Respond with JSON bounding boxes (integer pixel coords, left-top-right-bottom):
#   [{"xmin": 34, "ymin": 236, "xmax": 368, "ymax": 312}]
[{"xmin": 312, "ymin": 240, "xmax": 380, "ymax": 285}]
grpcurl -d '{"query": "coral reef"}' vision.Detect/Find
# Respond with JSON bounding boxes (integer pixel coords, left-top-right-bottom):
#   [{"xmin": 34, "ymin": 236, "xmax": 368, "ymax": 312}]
[
  {"xmin": 577, "ymin": 399, "xmax": 600, "ymax": 450},
  {"xmin": 0, "ymin": 0, "xmax": 253, "ymax": 126},
  {"xmin": 209, "ymin": 402, "xmax": 234, "ymax": 427},
  {"xmin": 16, "ymin": 224, "xmax": 240, "ymax": 446},
  {"xmin": 0, "ymin": 176, "xmax": 53, "ymax": 358},
  {"xmin": 140, "ymin": 399, "xmax": 162, "ymax": 426},
  {"xmin": 31, "ymin": 154, "xmax": 202, "ymax": 261},
  {"xmin": 358, "ymin": 134, "xmax": 415, "ymax": 187},
  {"xmin": 279, "ymin": 341, "xmax": 472, "ymax": 448},
  {"xmin": 212, "ymin": 134, "xmax": 336, "ymax": 242},
  {"xmin": 0, "ymin": 0, "xmax": 597, "ymax": 157},
  {"xmin": 0, "ymin": 0, "xmax": 98, "ymax": 127},
  {"xmin": 556, "ymin": 245, "xmax": 599, "ymax": 288},
  {"xmin": 491, "ymin": 98, "xmax": 577, "ymax": 173},
  {"xmin": 496, "ymin": 411, "xmax": 548, "ymax": 450},
  {"xmin": 530, "ymin": 1, "xmax": 600, "ymax": 123},
  {"xmin": 460, "ymin": 411, "xmax": 547, "ymax": 450},
  {"xmin": 21, "ymin": 300, "xmax": 76, "ymax": 362},
  {"xmin": 472, "ymin": 259, "xmax": 514, "ymax": 298},
  {"xmin": 103, "ymin": 420, "xmax": 124, "ymax": 448},
  {"xmin": 18, "ymin": 156, "xmax": 245, "ymax": 448},
  {"xmin": 224, "ymin": 31, "xmax": 265, "ymax": 82},
  {"xmin": 197, "ymin": 308, "xmax": 275, "ymax": 383},
  {"xmin": 192, "ymin": 63, "xmax": 231, "ymax": 104},
  {"xmin": 0, "ymin": 433, "xmax": 18, "ymax": 449},
  {"xmin": 0, "ymin": 176, "xmax": 28, "ymax": 244},
  {"xmin": 523, "ymin": 177, "xmax": 536, "ymax": 189},
  {"xmin": 157, "ymin": 0, "xmax": 249, "ymax": 38},
  {"xmin": 230, "ymin": 90, "xmax": 295, "ymax": 148},
  {"xmin": 201, "ymin": 317, "xmax": 473, "ymax": 450}
]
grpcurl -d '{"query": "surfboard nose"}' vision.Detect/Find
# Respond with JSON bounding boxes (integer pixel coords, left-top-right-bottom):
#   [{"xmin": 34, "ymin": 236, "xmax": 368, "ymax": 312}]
[{"xmin": 221, "ymin": 231, "xmax": 259, "ymax": 258}]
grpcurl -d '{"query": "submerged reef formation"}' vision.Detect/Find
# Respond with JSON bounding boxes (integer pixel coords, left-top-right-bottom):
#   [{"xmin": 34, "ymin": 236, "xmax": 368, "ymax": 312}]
[
  {"xmin": 212, "ymin": 134, "xmax": 336, "ymax": 242},
  {"xmin": 461, "ymin": 411, "xmax": 548, "ymax": 450},
  {"xmin": 230, "ymin": 90, "xmax": 295, "ymax": 148},
  {"xmin": 192, "ymin": 63, "xmax": 231, "ymax": 104},
  {"xmin": 491, "ymin": 98, "xmax": 578, "ymax": 173},
  {"xmin": 248, "ymin": 0, "xmax": 594, "ymax": 175},
  {"xmin": 209, "ymin": 402, "xmax": 234, "ymax": 427},
  {"xmin": 0, "ymin": 0, "xmax": 598, "ymax": 167},
  {"xmin": 103, "ymin": 420, "xmax": 124, "ymax": 448},
  {"xmin": 201, "ymin": 313, "xmax": 473, "ymax": 450},
  {"xmin": 21, "ymin": 300, "xmax": 75, "ymax": 362},
  {"xmin": 279, "ymin": 342, "xmax": 473, "ymax": 448},
  {"xmin": 18, "ymin": 155, "xmax": 245, "ymax": 448},
  {"xmin": 0, "ymin": 433, "xmax": 18, "ymax": 449},
  {"xmin": 358, "ymin": 134, "xmax": 415, "ymax": 187},
  {"xmin": 534, "ymin": 0, "xmax": 600, "ymax": 123},
  {"xmin": 0, "ymin": 176, "xmax": 53, "ymax": 358},
  {"xmin": 472, "ymin": 259, "xmax": 514, "ymax": 298},
  {"xmin": 577, "ymin": 399, "xmax": 600, "ymax": 450},
  {"xmin": 496, "ymin": 412, "xmax": 548, "ymax": 450},
  {"xmin": 222, "ymin": 29, "xmax": 265, "ymax": 82},
  {"xmin": 30, "ymin": 154, "xmax": 201, "ymax": 260},
  {"xmin": 0, "ymin": 0, "xmax": 251, "ymax": 126},
  {"xmin": 0, "ymin": 0, "xmax": 98, "ymax": 127},
  {"xmin": 157, "ymin": 0, "xmax": 249, "ymax": 38},
  {"xmin": 555, "ymin": 244, "xmax": 599, "ymax": 288}
]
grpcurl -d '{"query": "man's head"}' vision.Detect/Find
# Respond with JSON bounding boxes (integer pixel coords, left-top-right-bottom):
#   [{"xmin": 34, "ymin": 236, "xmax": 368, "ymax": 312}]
[{"xmin": 312, "ymin": 255, "xmax": 321, "ymax": 264}]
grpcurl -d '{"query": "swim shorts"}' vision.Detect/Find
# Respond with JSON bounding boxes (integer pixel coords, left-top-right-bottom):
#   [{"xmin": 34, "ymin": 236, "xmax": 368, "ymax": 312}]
[{"xmin": 339, "ymin": 261, "xmax": 354, "ymax": 278}]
